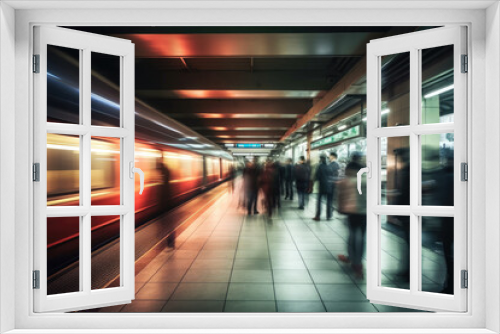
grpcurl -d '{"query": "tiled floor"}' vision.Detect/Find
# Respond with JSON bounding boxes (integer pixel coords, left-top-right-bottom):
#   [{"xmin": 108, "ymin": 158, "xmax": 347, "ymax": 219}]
[{"xmin": 97, "ymin": 183, "xmax": 446, "ymax": 313}]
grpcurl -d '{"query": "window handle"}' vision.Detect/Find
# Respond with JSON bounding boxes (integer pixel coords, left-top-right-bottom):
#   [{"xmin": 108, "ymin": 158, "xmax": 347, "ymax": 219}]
[
  {"xmin": 129, "ymin": 162, "xmax": 145, "ymax": 195},
  {"xmin": 357, "ymin": 162, "xmax": 371, "ymax": 195}
]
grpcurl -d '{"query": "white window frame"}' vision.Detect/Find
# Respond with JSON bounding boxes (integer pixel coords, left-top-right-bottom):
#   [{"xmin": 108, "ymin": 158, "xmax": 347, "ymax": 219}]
[
  {"xmin": 33, "ymin": 26, "xmax": 136, "ymax": 312},
  {"xmin": 1, "ymin": 2, "xmax": 498, "ymax": 333},
  {"xmin": 365, "ymin": 26, "xmax": 467, "ymax": 312}
]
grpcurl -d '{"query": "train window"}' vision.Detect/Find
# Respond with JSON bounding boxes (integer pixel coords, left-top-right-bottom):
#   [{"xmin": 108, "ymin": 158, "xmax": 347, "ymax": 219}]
[
  {"xmin": 91, "ymin": 215, "xmax": 121, "ymax": 290},
  {"xmin": 47, "ymin": 134, "xmax": 80, "ymax": 206},
  {"xmin": 34, "ymin": 26, "xmax": 135, "ymax": 313},
  {"xmin": 366, "ymin": 26, "xmax": 466, "ymax": 312},
  {"xmin": 47, "ymin": 217, "xmax": 81, "ymax": 295},
  {"xmin": 91, "ymin": 52, "xmax": 121, "ymax": 127},
  {"xmin": 380, "ymin": 52, "xmax": 410, "ymax": 128},
  {"xmin": 91, "ymin": 137, "xmax": 121, "ymax": 206},
  {"xmin": 421, "ymin": 45, "xmax": 454, "ymax": 125},
  {"xmin": 47, "ymin": 45, "xmax": 80, "ymax": 124}
]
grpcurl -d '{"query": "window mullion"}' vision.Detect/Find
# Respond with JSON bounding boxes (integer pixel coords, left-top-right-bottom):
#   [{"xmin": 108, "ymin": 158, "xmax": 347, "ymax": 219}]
[
  {"xmin": 82, "ymin": 47, "xmax": 92, "ymax": 294},
  {"xmin": 409, "ymin": 48, "xmax": 420, "ymax": 294}
]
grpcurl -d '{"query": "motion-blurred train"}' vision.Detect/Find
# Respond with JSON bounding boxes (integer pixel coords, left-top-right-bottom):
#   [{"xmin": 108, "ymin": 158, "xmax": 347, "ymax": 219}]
[{"xmin": 46, "ymin": 46, "xmax": 233, "ymax": 278}]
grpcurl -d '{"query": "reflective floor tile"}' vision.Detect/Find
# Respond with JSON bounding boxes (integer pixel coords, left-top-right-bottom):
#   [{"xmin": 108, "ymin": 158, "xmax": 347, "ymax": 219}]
[
  {"xmin": 235, "ymin": 249, "xmax": 269, "ymax": 259},
  {"xmin": 277, "ymin": 301, "xmax": 326, "ymax": 312},
  {"xmin": 136, "ymin": 282, "xmax": 178, "ymax": 300},
  {"xmin": 309, "ymin": 270, "xmax": 354, "ymax": 284},
  {"xmin": 233, "ymin": 259, "xmax": 271, "ymax": 270},
  {"xmin": 274, "ymin": 284, "xmax": 321, "ymax": 301},
  {"xmin": 196, "ymin": 249, "xmax": 236, "ymax": 260},
  {"xmin": 149, "ymin": 267, "xmax": 188, "ymax": 282},
  {"xmin": 316, "ymin": 284, "xmax": 366, "ymax": 301},
  {"xmin": 161, "ymin": 259, "xmax": 194, "ymax": 270},
  {"xmin": 324, "ymin": 243, "xmax": 348, "ymax": 252},
  {"xmin": 268, "ymin": 243, "xmax": 298, "ymax": 250},
  {"xmin": 271, "ymin": 259, "xmax": 307, "ymax": 270},
  {"xmin": 304, "ymin": 258, "xmax": 341, "ymax": 270},
  {"xmin": 167, "ymin": 250, "xmax": 199, "ymax": 260},
  {"xmin": 272, "ymin": 269, "xmax": 312, "ymax": 283},
  {"xmin": 230, "ymin": 269, "xmax": 273, "ymax": 283},
  {"xmin": 296, "ymin": 243, "xmax": 327, "ymax": 251},
  {"xmin": 171, "ymin": 282, "xmax": 228, "ymax": 300},
  {"xmin": 182, "ymin": 269, "xmax": 232, "ymax": 282},
  {"xmin": 299, "ymin": 250, "xmax": 334, "ymax": 259},
  {"xmin": 191, "ymin": 258, "xmax": 234, "ymax": 269},
  {"xmin": 227, "ymin": 283, "xmax": 275, "ymax": 301}
]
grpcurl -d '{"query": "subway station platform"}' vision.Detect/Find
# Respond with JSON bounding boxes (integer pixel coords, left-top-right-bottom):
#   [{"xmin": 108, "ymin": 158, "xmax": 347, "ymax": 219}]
[{"xmin": 96, "ymin": 182, "xmax": 432, "ymax": 313}]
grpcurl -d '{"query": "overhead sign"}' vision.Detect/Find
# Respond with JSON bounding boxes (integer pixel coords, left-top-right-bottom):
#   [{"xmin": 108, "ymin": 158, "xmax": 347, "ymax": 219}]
[
  {"xmin": 236, "ymin": 144, "xmax": 262, "ymax": 148},
  {"xmin": 226, "ymin": 143, "xmax": 276, "ymax": 149},
  {"xmin": 311, "ymin": 125, "xmax": 361, "ymax": 149}
]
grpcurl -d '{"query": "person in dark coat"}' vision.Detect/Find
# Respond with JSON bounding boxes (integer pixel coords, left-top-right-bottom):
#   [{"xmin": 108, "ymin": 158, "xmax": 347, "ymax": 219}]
[
  {"xmin": 294, "ymin": 156, "xmax": 309, "ymax": 210},
  {"xmin": 337, "ymin": 151, "xmax": 366, "ymax": 279},
  {"xmin": 329, "ymin": 151, "xmax": 340, "ymax": 211},
  {"xmin": 284, "ymin": 158, "xmax": 294, "ymax": 200},
  {"xmin": 279, "ymin": 160, "xmax": 286, "ymax": 198},
  {"xmin": 313, "ymin": 154, "xmax": 334, "ymax": 221},
  {"xmin": 273, "ymin": 160, "xmax": 282, "ymax": 209},
  {"xmin": 243, "ymin": 158, "xmax": 260, "ymax": 215},
  {"xmin": 422, "ymin": 148, "xmax": 454, "ymax": 294}
]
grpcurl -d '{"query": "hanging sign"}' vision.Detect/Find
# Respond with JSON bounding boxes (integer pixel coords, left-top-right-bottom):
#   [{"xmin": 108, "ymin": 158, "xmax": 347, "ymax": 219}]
[{"xmin": 311, "ymin": 125, "xmax": 361, "ymax": 149}]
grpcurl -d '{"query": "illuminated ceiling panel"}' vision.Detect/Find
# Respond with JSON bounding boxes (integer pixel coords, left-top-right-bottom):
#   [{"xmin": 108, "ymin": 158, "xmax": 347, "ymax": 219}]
[
  {"xmin": 120, "ymin": 32, "xmax": 384, "ymax": 57},
  {"xmin": 137, "ymin": 90, "xmax": 325, "ymax": 99}
]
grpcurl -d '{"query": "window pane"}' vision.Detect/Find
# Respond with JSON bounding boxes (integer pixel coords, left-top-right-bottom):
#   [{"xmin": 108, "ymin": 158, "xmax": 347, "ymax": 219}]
[
  {"xmin": 47, "ymin": 45, "xmax": 80, "ymax": 124},
  {"xmin": 47, "ymin": 217, "xmax": 80, "ymax": 295},
  {"xmin": 421, "ymin": 45, "xmax": 454, "ymax": 124},
  {"xmin": 91, "ymin": 52, "xmax": 121, "ymax": 127},
  {"xmin": 381, "ymin": 52, "xmax": 410, "ymax": 127},
  {"xmin": 47, "ymin": 134, "xmax": 80, "ymax": 206},
  {"xmin": 422, "ymin": 133, "xmax": 454, "ymax": 206},
  {"xmin": 421, "ymin": 216, "xmax": 454, "ymax": 295},
  {"xmin": 91, "ymin": 216, "xmax": 121, "ymax": 289},
  {"xmin": 91, "ymin": 137, "xmax": 121, "ymax": 206},
  {"xmin": 380, "ymin": 215, "xmax": 410, "ymax": 289},
  {"xmin": 380, "ymin": 136, "xmax": 410, "ymax": 205}
]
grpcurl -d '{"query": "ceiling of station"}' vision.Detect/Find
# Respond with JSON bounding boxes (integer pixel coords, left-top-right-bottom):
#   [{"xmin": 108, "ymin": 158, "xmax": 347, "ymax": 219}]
[{"xmin": 72, "ymin": 26, "xmax": 423, "ymax": 154}]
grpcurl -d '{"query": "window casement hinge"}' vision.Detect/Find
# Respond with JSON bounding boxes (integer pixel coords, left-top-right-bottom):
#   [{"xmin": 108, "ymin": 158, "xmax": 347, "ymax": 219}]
[
  {"xmin": 461, "ymin": 162, "xmax": 468, "ymax": 181},
  {"xmin": 33, "ymin": 54, "xmax": 40, "ymax": 73},
  {"xmin": 33, "ymin": 163, "xmax": 40, "ymax": 182},
  {"xmin": 461, "ymin": 54, "xmax": 468, "ymax": 73},
  {"xmin": 33, "ymin": 270, "xmax": 40, "ymax": 289},
  {"xmin": 461, "ymin": 270, "xmax": 468, "ymax": 289}
]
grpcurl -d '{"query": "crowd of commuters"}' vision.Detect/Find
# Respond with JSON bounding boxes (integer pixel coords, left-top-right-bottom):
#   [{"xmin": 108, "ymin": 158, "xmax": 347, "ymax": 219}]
[
  {"xmin": 240, "ymin": 151, "xmax": 367, "ymax": 278},
  {"xmin": 239, "ymin": 148, "xmax": 452, "ymax": 290}
]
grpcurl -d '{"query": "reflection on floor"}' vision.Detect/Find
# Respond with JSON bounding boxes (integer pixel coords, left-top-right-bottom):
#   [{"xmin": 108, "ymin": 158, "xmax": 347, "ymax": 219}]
[{"xmin": 96, "ymin": 187, "xmax": 439, "ymax": 313}]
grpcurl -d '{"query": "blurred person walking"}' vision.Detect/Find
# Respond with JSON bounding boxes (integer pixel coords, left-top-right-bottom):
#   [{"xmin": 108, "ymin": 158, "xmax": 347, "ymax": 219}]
[
  {"xmin": 261, "ymin": 159, "xmax": 279, "ymax": 217},
  {"xmin": 294, "ymin": 156, "xmax": 310, "ymax": 210},
  {"xmin": 279, "ymin": 160, "xmax": 286, "ymax": 198},
  {"xmin": 313, "ymin": 155, "xmax": 334, "ymax": 221},
  {"xmin": 243, "ymin": 158, "xmax": 260, "ymax": 215},
  {"xmin": 284, "ymin": 158, "xmax": 294, "ymax": 200},
  {"xmin": 337, "ymin": 152, "xmax": 366, "ymax": 279},
  {"xmin": 329, "ymin": 151, "xmax": 340, "ymax": 212}
]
